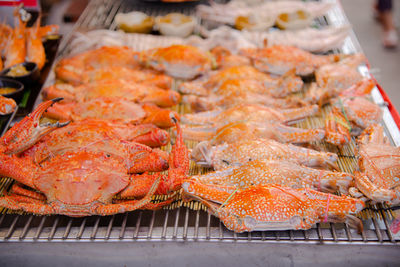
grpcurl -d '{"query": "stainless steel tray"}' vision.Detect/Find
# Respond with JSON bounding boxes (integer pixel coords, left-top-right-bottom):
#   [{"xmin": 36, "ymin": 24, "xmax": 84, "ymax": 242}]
[{"xmin": 0, "ymin": 0, "xmax": 398, "ymax": 248}]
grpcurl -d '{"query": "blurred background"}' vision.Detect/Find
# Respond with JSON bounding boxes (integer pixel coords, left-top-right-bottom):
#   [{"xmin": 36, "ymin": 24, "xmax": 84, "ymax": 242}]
[
  {"xmin": 43, "ymin": 0, "xmax": 400, "ymax": 108},
  {"xmin": 1, "ymin": 0, "xmax": 399, "ymax": 107}
]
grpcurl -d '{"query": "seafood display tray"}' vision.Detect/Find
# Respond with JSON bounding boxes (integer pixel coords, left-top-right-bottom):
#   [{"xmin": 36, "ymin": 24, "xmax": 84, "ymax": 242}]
[{"xmin": 0, "ymin": 0, "xmax": 399, "ymax": 247}]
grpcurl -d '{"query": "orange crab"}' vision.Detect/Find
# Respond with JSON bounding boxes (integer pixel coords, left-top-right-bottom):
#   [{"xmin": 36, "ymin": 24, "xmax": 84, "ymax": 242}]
[
  {"xmin": 354, "ymin": 124, "xmax": 400, "ymax": 205},
  {"xmin": 181, "ymin": 103, "xmax": 322, "ymax": 143},
  {"xmin": 179, "ymin": 65, "xmax": 303, "ymax": 96},
  {"xmin": 240, "ymin": 45, "xmax": 340, "ymax": 76},
  {"xmin": 190, "ymin": 159, "xmax": 354, "ymax": 195},
  {"xmin": 55, "ymin": 46, "xmax": 142, "ymax": 85},
  {"xmin": 325, "ymin": 79, "xmax": 382, "ymax": 146},
  {"xmin": 42, "ymin": 78, "xmax": 181, "ymax": 108},
  {"xmin": 306, "ymin": 53, "xmax": 366, "ymax": 106},
  {"xmin": 20, "ymin": 117, "xmax": 171, "ymax": 174},
  {"xmin": 182, "ymin": 77, "xmax": 305, "ymax": 112},
  {"xmin": 191, "ymin": 138, "xmax": 338, "ymax": 170},
  {"xmin": 139, "ymin": 44, "xmax": 213, "ymax": 79},
  {"xmin": 80, "ymin": 66, "xmax": 173, "ymax": 90},
  {"xmin": 181, "ymin": 103, "xmax": 318, "ymax": 127},
  {"xmin": 183, "ymin": 120, "xmax": 325, "ymax": 145},
  {"xmin": 210, "ymin": 46, "xmax": 251, "ymax": 69},
  {"xmin": 43, "ymin": 97, "xmax": 180, "ymax": 129},
  {"xmin": 182, "ymin": 182, "xmax": 364, "ymax": 232},
  {"xmin": 0, "ymin": 99, "xmax": 189, "ymax": 216}
]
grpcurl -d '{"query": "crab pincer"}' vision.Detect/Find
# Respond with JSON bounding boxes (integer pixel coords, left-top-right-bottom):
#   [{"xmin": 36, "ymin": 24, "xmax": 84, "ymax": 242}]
[
  {"xmin": 1, "ymin": 98, "xmax": 70, "ymax": 155},
  {"xmin": 119, "ymin": 116, "xmax": 189, "ymax": 199}
]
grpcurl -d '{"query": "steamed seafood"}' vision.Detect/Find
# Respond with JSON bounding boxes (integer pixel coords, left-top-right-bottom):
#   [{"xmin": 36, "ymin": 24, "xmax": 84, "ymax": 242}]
[
  {"xmin": 182, "ymin": 182, "xmax": 364, "ymax": 232},
  {"xmin": 191, "ymin": 138, "xmax": 338, "ymax": 170},
  {"xmin": 0, "ymin": 100, "xmax": 189, "ymax": 216}
]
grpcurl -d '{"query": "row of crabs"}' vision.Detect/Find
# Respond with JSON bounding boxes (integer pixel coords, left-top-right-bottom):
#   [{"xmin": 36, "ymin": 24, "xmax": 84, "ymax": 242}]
[{"xmin": 0, "ymin": 43, "xmax": 398, "ymax": 233}]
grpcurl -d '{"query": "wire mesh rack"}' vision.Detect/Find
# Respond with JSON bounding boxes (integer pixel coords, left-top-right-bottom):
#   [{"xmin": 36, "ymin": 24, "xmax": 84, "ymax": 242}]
[{"xmin": 0, "ymin": 0, "xmax": 399, "ymax": 245}]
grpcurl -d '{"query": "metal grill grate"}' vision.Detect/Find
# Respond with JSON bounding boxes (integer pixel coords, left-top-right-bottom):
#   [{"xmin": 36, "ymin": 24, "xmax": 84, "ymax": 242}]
[
  {"xmin": 0, "ymin": 0, "xmax": 399, "ymax": 244},
  {"xmin": 0, "ymin": 209, "xmax": 397, "ymax": 243}
]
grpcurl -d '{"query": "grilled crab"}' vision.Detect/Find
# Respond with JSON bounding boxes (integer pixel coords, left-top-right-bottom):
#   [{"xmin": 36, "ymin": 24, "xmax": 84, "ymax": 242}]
[
  {"xmin": 353, "ymin": 124, "xmax": 400, "ymax": 205},
  {"xmin": 183, "ymin": 120, "xmax": 325, "ymax": 145},
  {"xmin": 139, "ymin": 44, "xmax": 213, "ymax": 79},
  {"xmin": 0, "ymin": 99, "xmax": 189, "ymax": 216},
  {"xmin": 240, "ymin": 45, "xmax": 340, "ymax": 76},
  {"xmin": 44, "ymin": 97, "xmax": 179, "ymax": 129},
  {"xmin": 181, "ymin": 103, "xmax": 318, "ymax": 127},
  {"xmin": 181, "ymin": 104, "xmax": 324, "ymax": 144},
  {"xmin": 179, "ymin": 65, "xmax": 303, "ymax": 97},
  {"xmin": 306, "ymin": 53, "xmax": 366, "ymax": 106},
  {"xmin": 20, "ymin": 118, "xmax": 171, "ymax": 173},
  {"xmin": 42, "ymin": 78, "xmax": 181, "ymax": 108},
  {"xmin": 55, "ymin": 46, "xmax": 142, "ymax": 85},
  {"xmin": 191, "ymin": 138, "xmax": 338, "ymax": 170},
  {"xmin": 182, "ymin": 77, "xmax": 305, "ymax": 112},
  {"xmin": 80, "ymin": 66, "xmax": 173, "ymax": 90},
  {"xmin": 190, "ymin": 159, "xmax": 354, "ymax": 195},
  {"xmin": 325, "ymin": 79, "xmax": 382, "ymax": 146},
  {"xmin": 182, "ymin": 182, "xmax": 364, "ymax": 232},
  {"xmin": 55, "ymin": 46, "xmax": 173, "ymax": 89},
  {"xmin": 210, "ymin": 46, "xmax": 251, "ymax": 69}
]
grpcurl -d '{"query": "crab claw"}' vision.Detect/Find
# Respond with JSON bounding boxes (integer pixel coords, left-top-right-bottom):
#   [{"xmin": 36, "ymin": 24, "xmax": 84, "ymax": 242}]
[{"xmin": 0, "ymin": 98, "xmax": 70, "ymax": 155}]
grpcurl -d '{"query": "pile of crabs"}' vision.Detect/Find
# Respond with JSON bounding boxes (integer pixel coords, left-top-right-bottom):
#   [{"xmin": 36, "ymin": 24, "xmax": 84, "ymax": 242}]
[{"xmin": 0, "ymin": 43, "xmax": 399, "ymax": 234}]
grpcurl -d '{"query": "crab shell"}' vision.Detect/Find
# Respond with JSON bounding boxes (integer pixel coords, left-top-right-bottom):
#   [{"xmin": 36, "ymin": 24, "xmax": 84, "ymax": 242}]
[
  {"xmin": 55, "ymin": 46, "xmax": 141, "ymax": 85},
  {"xmin": 44, "ymin": 97, "xmax": 180, "ymax": 129},
  {"xmin": 42, "ymin": 79, "xmax": 181, "ymax": 108},
  {"xmin": 240, "ymin": 45, "xmax": 340, "ymax": 76},
  {"xmin": 139, "ymin": 45, "xmax": 213, "ymax": 79}
]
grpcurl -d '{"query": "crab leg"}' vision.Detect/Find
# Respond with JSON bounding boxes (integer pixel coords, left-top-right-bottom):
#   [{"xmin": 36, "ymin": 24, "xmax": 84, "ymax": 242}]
[
  {"xmin": 10, "ymin": 183, "xmax": 46, "ymax": 201},
  {"xmin": 1, "ymin": 98, "xmax": 69, "ymax": 154},
  {"xmin": 126, "ymin": 145, "xmax": 169, "ymax": 173},
  {"xmin": 300, "ymin": 188, "xmax": 365, "ymax": 232},
  {"xmin": 141, "ymin": 104, "xmax": 180, "ymax": 128},
  {"xmin": 95, "ymin": 174, "xmax": 162, "ymax": 215},
  {"xmin": 140, "ymin": 75, "xmax": 173, "ymax": 91},
  {"xmin": 325, "ymin": 109, "xmax": 351, "ymax": 146},
  {"xmin": 0, "ymin": 194, "xmax": 54, "ymax": 215},
  {"xmin": 113, "ymin": 124, "xmax": 170, "ymax": 147},
  {"xmin": 279, "ymin": 105, "xmax": 319, "ymax": 124},
  {"xmin": 120, "ymin": 121, "xmax": 189, "ymax": 197},
  {"xmin": 140, "ymin": 89, "xmax": 181, "ymax": 108},
  {"xmin": 115, "ymin": 192, "xmax": 179, "ymax": 210},
  {"xmin": 0, "ymin": 156, "xmax": 37, "ymax": 188},
  {"xmin": 271, "ymin": 125, "xmax": 325, "ymax": 143},
  {"xmin": 182, "ymin": 179, "xmax": 234, "ymax": 204},
  {"xmin": 354, "ymin": 172, "xmax": 397, "ymax": 203}
]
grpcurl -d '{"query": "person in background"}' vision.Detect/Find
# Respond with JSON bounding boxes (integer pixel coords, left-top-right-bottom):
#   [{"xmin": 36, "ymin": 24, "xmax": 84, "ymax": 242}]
[{"xmin": 375, "ymin": 0, "xmax": 398, "ymax": 48}]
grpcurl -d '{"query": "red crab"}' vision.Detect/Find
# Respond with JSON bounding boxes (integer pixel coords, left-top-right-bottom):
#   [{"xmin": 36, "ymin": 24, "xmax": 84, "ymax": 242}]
[{"xmin": 0, "ymin": 99, "xmax": 189, "ymax": 216}]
